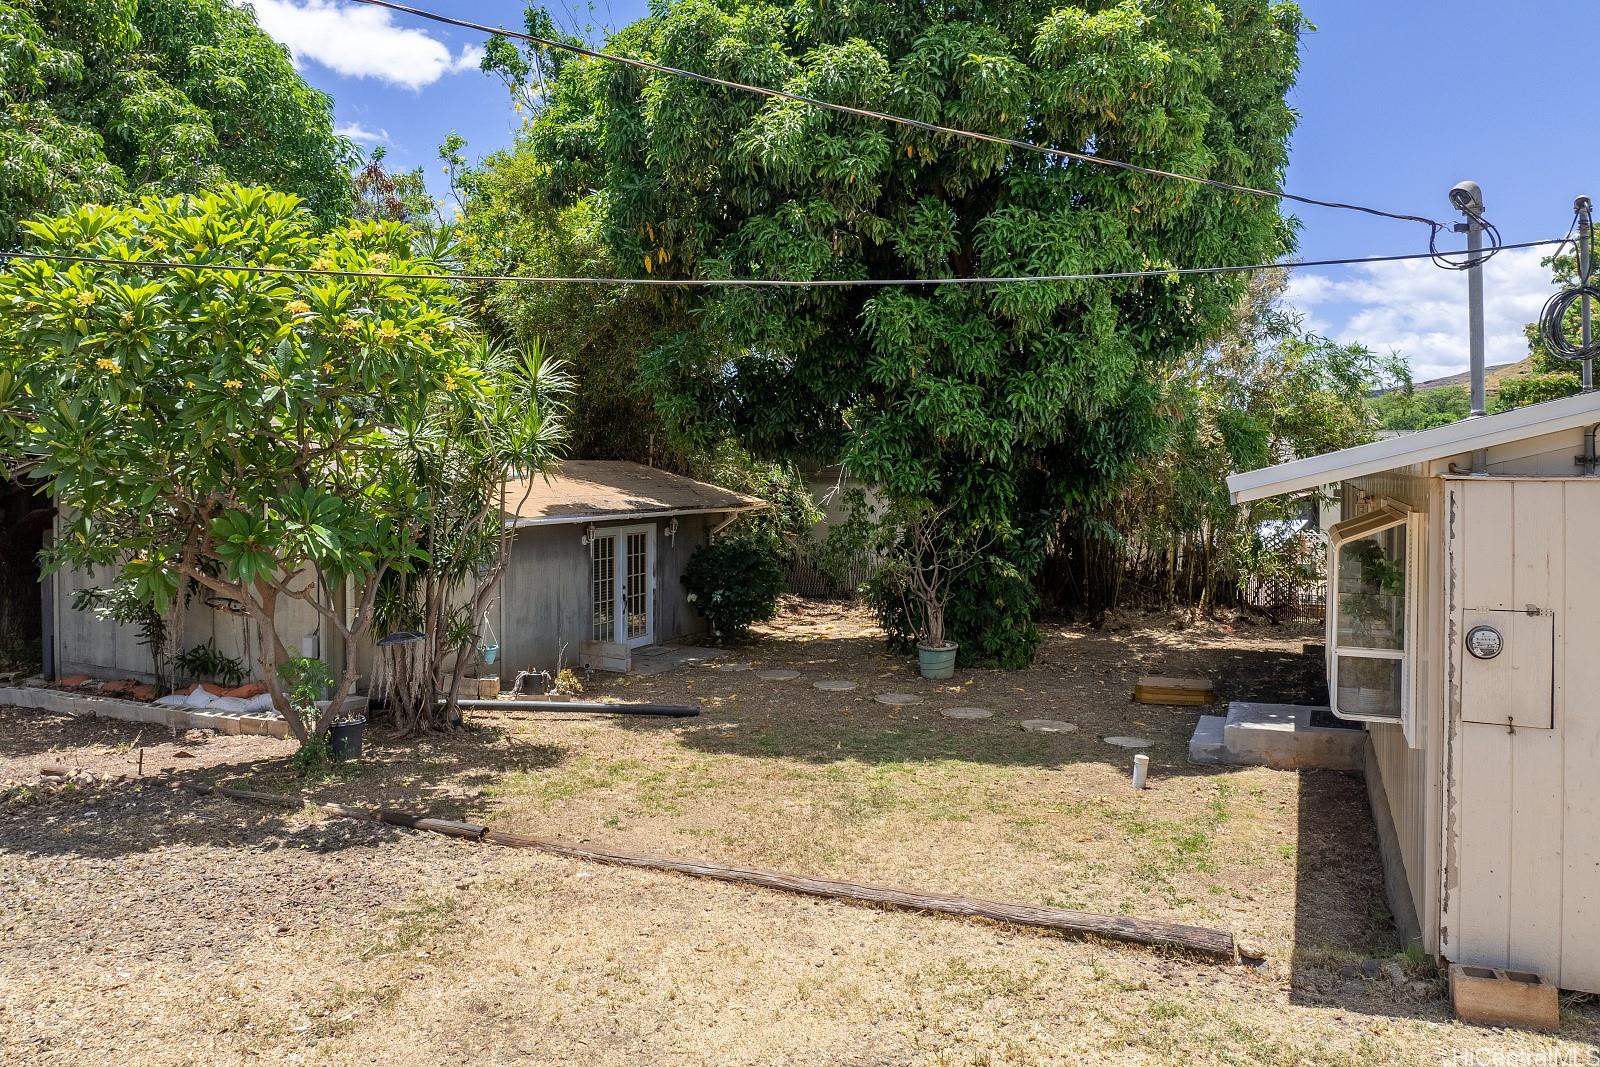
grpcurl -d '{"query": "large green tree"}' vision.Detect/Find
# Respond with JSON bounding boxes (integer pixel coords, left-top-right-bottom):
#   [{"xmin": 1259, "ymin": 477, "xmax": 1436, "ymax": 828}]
[
  {"xmin": 0, "ymin": 0, "xmax": 354, "ymax": 243},
  {"xmin": 493, "ymin": 0, "xmax": 1304, "ymax": 664}
]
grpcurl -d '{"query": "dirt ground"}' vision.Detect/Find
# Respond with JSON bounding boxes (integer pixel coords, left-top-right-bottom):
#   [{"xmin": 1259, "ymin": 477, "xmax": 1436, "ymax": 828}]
[{"xmin": 3, "ymin": 600, "xmax": 1598, "ymax": 1066}]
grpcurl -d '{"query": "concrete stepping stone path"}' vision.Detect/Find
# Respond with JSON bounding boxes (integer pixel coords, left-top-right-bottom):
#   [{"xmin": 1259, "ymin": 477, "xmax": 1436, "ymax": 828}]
[
  {"xmin": 718, "ymin": 662, "xmax": 752, "ymax": 672},
  {"xmin": 755, "ymin": 669, "xmax": 801, "ymax": 681},
  {"xmin": 1021, "ymin": 719, "xmax": 1077, "ymax": 733},
  {"xmin": 874, "ymin": 692, "xmax": 924, "ymax": 706},
  {"xmin": 941, "ymin": 707, "xmax": 994, "ymax": 720},
  {"xmin": 1103, "ymin": 735, "xmax": 1153, "ymax": 748},
  {"xmin": 812, "ymin": 679, "xmax": 857, "ymax": 691}
]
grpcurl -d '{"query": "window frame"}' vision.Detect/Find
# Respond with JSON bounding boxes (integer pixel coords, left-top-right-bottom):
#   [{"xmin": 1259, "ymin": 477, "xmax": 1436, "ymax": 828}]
[{"xmin": 1326, "ymin": 503, "xmax": 1419, "ymax": 738}]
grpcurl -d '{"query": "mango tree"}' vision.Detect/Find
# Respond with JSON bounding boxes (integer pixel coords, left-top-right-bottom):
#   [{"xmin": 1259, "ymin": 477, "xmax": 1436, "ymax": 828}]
[
  {"xmin": 500, "ymin": 0, "xmax": 1305, "ymax": 665},
  {"xmin": 0, "ymin": 185, "xmax": 559, "ymax": 744}
]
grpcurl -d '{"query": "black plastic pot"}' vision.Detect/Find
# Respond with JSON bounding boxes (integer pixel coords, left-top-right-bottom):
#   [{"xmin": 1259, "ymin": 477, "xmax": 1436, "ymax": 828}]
[{"xmin": 329, "ymin": 716, "xmax": 366, "ymax": 762}]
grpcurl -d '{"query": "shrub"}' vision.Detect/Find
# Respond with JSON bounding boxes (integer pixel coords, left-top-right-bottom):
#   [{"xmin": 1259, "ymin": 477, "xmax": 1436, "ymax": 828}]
[{"xmin": 683, "ymin": 538, "xmax": 783, "ymax": 641}]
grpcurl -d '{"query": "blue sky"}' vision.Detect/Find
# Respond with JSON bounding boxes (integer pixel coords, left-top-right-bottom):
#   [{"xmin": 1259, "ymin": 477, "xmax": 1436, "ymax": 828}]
[{"xmin": 250, "ymin": 0, "xmax": 1600, "ymax": 381}]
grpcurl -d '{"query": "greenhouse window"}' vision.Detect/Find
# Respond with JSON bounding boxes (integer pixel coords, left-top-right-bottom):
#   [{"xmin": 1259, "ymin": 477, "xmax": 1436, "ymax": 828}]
[{"xmin": 1326, "ymin": 504, "xmax": 1418, "ymax": 738}]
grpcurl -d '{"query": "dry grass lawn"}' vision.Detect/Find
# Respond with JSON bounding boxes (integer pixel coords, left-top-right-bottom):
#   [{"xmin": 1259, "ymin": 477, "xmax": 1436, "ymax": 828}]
[{"xmin": 3, "ymin": 600, "xmax": 1598, "ymax": 1065}]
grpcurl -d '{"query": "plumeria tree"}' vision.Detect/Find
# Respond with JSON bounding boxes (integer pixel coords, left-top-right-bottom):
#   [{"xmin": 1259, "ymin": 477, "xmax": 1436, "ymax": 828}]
[{"xmin": 0, "ymin": 185, "xmax": 561, "ymax": 744}]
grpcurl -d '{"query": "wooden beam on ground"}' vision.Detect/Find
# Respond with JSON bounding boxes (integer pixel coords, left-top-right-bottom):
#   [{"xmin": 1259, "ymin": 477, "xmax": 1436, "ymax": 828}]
[
  {"xmin": 185, "ymin": 781, "xmax": 1244, "ymax": 962},
  {"xmin": 481, "ymin": 828, "xmax": 1240, "ymax": 960},
  {"xmin": 1133, "ymin": 676, "xmax": 1215, "ymax": 706}
]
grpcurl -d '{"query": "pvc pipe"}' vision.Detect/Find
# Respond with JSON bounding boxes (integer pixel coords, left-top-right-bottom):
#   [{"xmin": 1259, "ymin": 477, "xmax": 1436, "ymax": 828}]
[
  {"xmin": 1132, "ymin": 753, "xmax": 1150, "ymax": 790},
  {"xmin": 450, "ymin": 698, "xmax": 699, "ymax": 718}
]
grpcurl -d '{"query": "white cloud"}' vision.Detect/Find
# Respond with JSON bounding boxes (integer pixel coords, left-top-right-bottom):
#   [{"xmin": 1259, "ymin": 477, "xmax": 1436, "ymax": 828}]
[
  {"xmin": 1286, "ymin": 247, "xmax": 1558, "ymax": 382},
  {"xmin": 334, "ymin": 122, "xmax": 390, "ymax": 145},
  {"xmin": 248, "ymin": 0, "xmax": 485, "ymax": 90}
]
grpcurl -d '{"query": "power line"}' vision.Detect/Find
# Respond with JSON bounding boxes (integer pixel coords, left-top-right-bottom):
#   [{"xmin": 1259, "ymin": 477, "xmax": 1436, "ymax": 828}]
[
  {"xmin": 348, "ymin": 0, "xmax": 1455, "ymax": 233},
  {"xmin": 2, "ymin": 238, "xmax": 1566, "ymax": 289}
]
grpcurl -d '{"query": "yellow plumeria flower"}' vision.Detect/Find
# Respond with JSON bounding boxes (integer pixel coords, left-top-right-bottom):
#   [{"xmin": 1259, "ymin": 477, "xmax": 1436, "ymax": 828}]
[
  {"xmin": 184, "ymin": 381, "xmax": 197, "ymax": 390},
  {"xmin": 443, "ymin": 375, "xmax": 457, "ymax": 392},
  {"xmin": 417, "ymin": 331, "xmax": 433, "ymax": 345},
  {"xmin": 322, "ymin": 361, "xmax": 335, "ymax": 374},
  {"xmin": 378, "ymin": 325, "xmax": 399, "ymax": 343},
  {"xmin": 147, "ymin": 237, "xmax": 168, "ymax": 251},
  {"xmin": 370, "ymin": 252, "xmax": 391, "ymax": 267},
  {"xmin": 285, "ymin": 299, "xmax": 311, "ymax": 315},
  {"xmin": 75, "ymin": 290, "xmax": 96, "ymax": 307},
  {"xmin": 119, "ymin": 311, "xmax": 134, "ymax": 327},
  {"xmin": 346, "ymin": 227, "xmax": 363, "ymax": 241},
  {"xmin": 223, "ymin": 379, "xmax": 243, "ymax": 390},
  {"xmin": 311, "ymin": 256, "xmax": 335, "ymax": 272},
  {"xmin": 95, "ymin": 358, "xmax": 121, "ymax": 375},
  {"xmin": 339, "ymin": 319, "xmax": 360, "ymax": 337}
]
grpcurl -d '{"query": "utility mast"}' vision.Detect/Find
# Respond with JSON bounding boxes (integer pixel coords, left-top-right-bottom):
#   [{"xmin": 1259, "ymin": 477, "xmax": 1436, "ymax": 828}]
[{"xmin": 1450, "ymin": 180, "xmax": 1487, "ymax": 417}]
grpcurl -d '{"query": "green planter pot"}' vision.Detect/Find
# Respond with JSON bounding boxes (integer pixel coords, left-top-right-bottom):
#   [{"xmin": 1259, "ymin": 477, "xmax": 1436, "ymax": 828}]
[{"xmin": 917, "ymin": 641, "xmax": 958, "ymax": 680}]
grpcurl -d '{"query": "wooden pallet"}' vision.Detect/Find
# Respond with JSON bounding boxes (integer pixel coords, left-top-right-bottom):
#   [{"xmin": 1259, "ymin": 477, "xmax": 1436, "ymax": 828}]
[{"xmin": 1133, "ymin": 676, "xmax": 1215, "ymax": 706}]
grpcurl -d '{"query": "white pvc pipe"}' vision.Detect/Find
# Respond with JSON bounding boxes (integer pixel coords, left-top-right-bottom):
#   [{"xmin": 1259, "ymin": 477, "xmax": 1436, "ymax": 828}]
[{"xmin": 1132, "ymin": 753, "xmax": 1150, "ymax": 790}]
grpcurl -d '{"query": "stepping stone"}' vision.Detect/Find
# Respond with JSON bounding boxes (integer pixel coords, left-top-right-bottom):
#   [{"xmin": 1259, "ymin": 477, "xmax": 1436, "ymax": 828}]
[
  {"xmin": 813, "ymin": 679, "xmax": 856, "ymax": 691},
  {"xmin": 756, "ymin": 669, "xmax": 801, "ymax": 681},
  {"xmin": 941, "ymin": 707, "xmax": 993, "ymax": 720},
  {"xmin": 875, "ymin": 692, "xmax": 924, "ymax": 706},
  {"xmin": 1104, "ymin": 735, "xmax": 1153, "ymax": 748},
  {"xmin": 718, "ymin": 662, "xmax": 752, "ymax": 672},
  {"xmin": 1021, "ymin": 719, "xmax": 1077, "ymax": 733}
]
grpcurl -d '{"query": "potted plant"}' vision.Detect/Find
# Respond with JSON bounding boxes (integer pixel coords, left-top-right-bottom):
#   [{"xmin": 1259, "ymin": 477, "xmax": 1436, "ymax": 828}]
[
  {"xmin": 887, "ymin": 503, "xmax": 992, "ymax": 680},
  {"xmin": 280, "ymin": 656, "xmax": 367, "ymax": 762}
]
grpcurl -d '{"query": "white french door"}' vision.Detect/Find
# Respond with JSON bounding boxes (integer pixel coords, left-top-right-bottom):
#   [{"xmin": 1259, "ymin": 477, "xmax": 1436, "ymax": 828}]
[{"xmin": 590, "ymin": 524, "xmax": 655, "ymax": 648}]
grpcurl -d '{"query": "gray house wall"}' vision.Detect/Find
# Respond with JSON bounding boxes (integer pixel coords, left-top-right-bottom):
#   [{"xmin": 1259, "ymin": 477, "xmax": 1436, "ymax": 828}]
[{"xmin": 498, "ymin": 513, "xmax": 713, "ymax": 676}]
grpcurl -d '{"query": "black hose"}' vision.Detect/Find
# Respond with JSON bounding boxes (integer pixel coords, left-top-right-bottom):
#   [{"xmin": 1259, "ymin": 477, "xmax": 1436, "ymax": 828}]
[{"xmin": 451, "ymin": 698, "xmax": 699, "ymax": 718}]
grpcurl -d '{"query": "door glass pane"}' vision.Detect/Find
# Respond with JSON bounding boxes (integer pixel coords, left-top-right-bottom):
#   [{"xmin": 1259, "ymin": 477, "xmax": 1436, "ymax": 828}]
[
  {"xmin": 1334, "ymin": 655, "xmax": 1402, "ymax": 720},
  {"xmin": 625, "ymin": 532, "xmax": 649, "ymax": 641},
  {"xmin": 591, "ymin": 535, "xmax": 615, "ymax": 641},
  {"xmin": 1334, "ymin": 523, "xmax": 1407, "ymax": 652}
]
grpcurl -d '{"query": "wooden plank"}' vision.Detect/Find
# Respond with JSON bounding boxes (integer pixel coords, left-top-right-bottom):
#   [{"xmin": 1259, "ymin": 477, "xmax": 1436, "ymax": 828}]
[
  {"xmin": 481, "ymin": 829, "xmax": 1241, "ymax": 960},
  {"xmin": 184, "ymin": 782, "xmax": 1242, "ymax": 961},
  {"xmin": 1133, "ymin": 677, "xmax": 1215, "ymax": 706}
]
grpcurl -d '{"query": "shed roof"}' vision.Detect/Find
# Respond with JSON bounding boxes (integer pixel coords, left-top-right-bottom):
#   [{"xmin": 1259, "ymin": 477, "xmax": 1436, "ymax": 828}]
[
  {"xmin": 1227, "ymin": 390, "xmax": 1600, "ymax": 504},
  {"xmin": 502, "ymin": 461, "xmax": 766, "ymax": 527}
]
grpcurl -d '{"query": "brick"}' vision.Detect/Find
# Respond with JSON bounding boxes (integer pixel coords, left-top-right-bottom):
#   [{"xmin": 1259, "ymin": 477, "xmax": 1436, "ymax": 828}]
[
  {"xmin": 129, "ymin": 684, "xmax": 160, "ymax": 702},
  {"xmin": 58, "ymin": 674, "xmax": 91, "ymax": 688},
  {"xmin": 1450, "ymin": 964, "xmax": 1559, "ymax": 1031},
  {"xmin": 100, "ymin": 679, "xmax": 139, "ymax": 698}
]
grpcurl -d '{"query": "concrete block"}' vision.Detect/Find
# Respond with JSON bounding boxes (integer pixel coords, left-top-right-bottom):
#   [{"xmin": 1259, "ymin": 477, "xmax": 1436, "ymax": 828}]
[
  {"xmin": 1222, "ymin": 702, "xmax": 1363, "ymax": 771},
  {"xmin": 266, "ymin": 719, "xmax": 289, "ymax": 739},
  {"xmin": 1450, "ymin": 964, "xmax": 1559, "ymax": 1031},
  {"xmin": 238, "ymin": 714, "xmax": 274, "ymax": 736},
  {"xmin": 1187, "ymin": 715, "xmax": 1229, "ymax": 765}
]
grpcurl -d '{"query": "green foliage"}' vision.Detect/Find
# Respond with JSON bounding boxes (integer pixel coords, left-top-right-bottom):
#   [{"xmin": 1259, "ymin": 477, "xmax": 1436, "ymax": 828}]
[
  {"xmin": 0, "ymin": 0, "xmax": 353, "ymax": 243},
  {"xmin": 698, "ymin": 442, "xmax": 821, "ymax": 557},
  {"xmin": 499, "ymin": 0, "xmax": 1306, "ymax": 664},
  {"xmin": 0, "ymin": 185, "xmax": 530, "ymax": 742},
  {"xmin": 1371, "ymin": 384, "xmax": 1471, "ymax": 432},
  {"xmin": 683, "ymin": 537, "xmax": 783, "ymax": 640},
  {"xmin": 1492, "ymin": 370, "xmax": 1581, "ymax": 413},
  {"xmin": 172, "ymin": 637, "xmax": 247, "ymax": 687},
  {"xmin": 278, "ymin": 654, "xmax": 332, "ymax": 735},
  {"xmin": 1052, "ymin": 270, "xmax": 1402, "ymax": 613}
]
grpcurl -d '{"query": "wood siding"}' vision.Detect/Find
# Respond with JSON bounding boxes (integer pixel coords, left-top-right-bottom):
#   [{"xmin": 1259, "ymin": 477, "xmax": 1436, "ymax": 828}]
[
  {"xmin": 499, "ymin": 515, "xmax": 712, "ymax": 676},
  {"xmin": 1442, "ymin": 477, "xmax": 1600, "ymax": 991}
]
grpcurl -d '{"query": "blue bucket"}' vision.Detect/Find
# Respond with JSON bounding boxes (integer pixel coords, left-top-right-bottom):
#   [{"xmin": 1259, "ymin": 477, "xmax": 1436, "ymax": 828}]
[{"xmin": 480, "ymin": 643, "xmax": 499, "ymax": 665}]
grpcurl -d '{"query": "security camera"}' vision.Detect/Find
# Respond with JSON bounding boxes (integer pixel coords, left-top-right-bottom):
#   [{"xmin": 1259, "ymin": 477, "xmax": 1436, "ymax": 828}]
[{"xmin": 1449, "ymin": 180, "xmax": 1484, "ymax": 214}]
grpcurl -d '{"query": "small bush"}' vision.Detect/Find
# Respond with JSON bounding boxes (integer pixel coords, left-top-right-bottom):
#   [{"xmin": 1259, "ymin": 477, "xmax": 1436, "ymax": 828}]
[{"xmin": 683, "ymin": 538, "xmax": 783, "ymax": 641}]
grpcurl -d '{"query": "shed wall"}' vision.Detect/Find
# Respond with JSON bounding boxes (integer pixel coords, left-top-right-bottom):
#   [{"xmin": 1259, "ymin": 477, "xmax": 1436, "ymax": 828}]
[
  {"xmin": 1342, "ymin": 467, "xmax": 1442, "ymax": 952},
  {"xmin": 1441, "ymin": 475, "xmax": 1600, "ymax": 991},
  {"xmin": 498, "ymin": 514, "xmax": 711, "ymax": 675}
]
